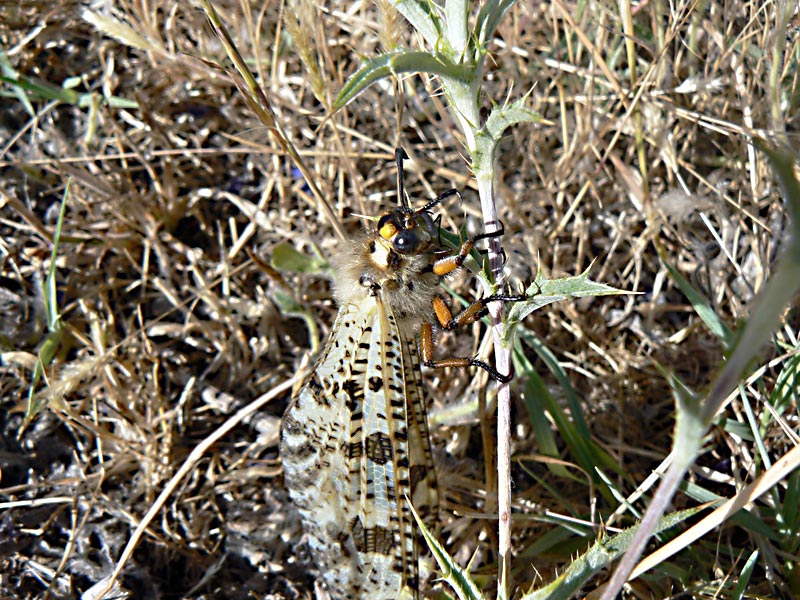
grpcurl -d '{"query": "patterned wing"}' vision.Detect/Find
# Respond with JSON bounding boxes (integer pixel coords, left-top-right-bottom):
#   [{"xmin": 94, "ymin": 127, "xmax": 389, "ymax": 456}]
[
  {"xmin": 281, "ymin": 297, "xmax": 438, "ymax": 599},
  {"xmin": 281, "ymin": 303, "xmax": 356, "ymax": 594}
]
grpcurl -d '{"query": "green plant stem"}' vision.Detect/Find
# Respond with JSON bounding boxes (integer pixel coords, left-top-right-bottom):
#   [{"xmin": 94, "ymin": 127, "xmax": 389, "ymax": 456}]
[
  {"xmin": 447, "ymin": 66, "xmax": 513, "ymax": 595},
  {"xmin": 334, "ymin": 3, "xmax": 544, "ymax": 594},
  {"xmin": 476, "ymin": 173, "xmax": 513, "ymax": 597}
]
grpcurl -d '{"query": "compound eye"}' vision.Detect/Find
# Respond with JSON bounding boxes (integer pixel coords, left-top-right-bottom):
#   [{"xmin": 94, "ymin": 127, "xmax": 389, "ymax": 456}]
[{"xmin": 393, "ymin": 230, "xmax": 421, "ymax": 254}]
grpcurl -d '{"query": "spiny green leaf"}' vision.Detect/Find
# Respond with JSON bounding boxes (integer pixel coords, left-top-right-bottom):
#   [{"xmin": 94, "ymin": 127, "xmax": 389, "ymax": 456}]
[
  {"xmin": 482, "ymin": 95, "xmax": 543, "ymax": 142},
  {"xmin": 407, "ymin": 499, "xmax": 483, "ymax": 600},
  {"xmin": 474, "ymin": 94, "xmax": 544, "ymax": 174},
  {"xmin": 394, "ymin": 0, "xmax": 445, "ymax": 49},
  {"xmin": 521, "ymin": 507, "xmax": 703, "ymax": 600},
  {"xmin": 333, "ymin": 51, "xmax": 473, "ymax": 112},
  {"xmin": 506, "ymin": 268, "xmax": 630, "ymax": 332}
]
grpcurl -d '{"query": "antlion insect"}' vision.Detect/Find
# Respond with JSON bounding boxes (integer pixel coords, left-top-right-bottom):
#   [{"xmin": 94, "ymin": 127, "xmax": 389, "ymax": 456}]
[{"xmin": 281, "ymin": 149, "xmax": 524, "ymax": 599}]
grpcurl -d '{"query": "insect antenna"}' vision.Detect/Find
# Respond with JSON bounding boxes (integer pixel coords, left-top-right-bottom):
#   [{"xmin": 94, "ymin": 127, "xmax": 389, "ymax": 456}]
[
  {"xmin": 395, "ymin": 147, "xmax": 411, "ymax": 212},
  {"xmin": 415, "ymin": 189, "xmax": 461, "ymax": 216},
  {"xmin": 395, "ymin": 148, "xmax": 462, "ymax": 218}
]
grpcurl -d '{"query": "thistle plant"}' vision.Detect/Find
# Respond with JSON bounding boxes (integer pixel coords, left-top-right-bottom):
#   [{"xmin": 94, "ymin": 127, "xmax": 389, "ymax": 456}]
[
  {"xmin": 332, "ymin": 1, "xmax": 543, "ymax": 594},
  {"xmin": 333, "ymin": 0, "xmax": 617, "ymax": 597},
  {"xmin": 5, "ymin": 0, "xmax": 795, "ymax": 599}
]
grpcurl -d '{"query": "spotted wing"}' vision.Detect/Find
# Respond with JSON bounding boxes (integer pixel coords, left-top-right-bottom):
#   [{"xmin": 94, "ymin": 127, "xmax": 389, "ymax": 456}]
[{"xmin": 281, "ymin": 297, "xmax": 438, "ymax": 599}]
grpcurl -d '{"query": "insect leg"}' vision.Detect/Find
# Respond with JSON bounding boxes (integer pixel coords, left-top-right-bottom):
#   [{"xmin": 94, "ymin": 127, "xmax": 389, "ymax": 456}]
[
  {"xmin": 432, "ymin": 293, "xmax": 526, "ymax": 332},
  {"xmin": 420, "ymin": 321, "xmax": 513, "ymax": 383},
  {"xmin": 431, "ymin": 221, "xmax": 506, "ymax": 276},
  {"xmin": 419, "ymin": 291, "xmax": 523, "ymax": 384}
]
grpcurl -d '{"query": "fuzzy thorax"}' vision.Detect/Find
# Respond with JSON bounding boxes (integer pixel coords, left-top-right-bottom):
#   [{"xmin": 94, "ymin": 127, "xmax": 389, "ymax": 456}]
[{"xmin": 330, "ymin": 231, "xmax": 441, "ymax": 327}]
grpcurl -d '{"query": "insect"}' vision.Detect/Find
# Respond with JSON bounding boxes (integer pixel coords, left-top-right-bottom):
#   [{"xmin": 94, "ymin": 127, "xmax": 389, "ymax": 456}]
[{"xmin": 281, "ymin": 149, "xmax": 522, "ymax": 599}]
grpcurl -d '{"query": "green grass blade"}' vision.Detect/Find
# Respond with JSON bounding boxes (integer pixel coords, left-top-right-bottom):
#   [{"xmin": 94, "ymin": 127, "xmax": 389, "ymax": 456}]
[
  {"xmin": 475, "ymin": 0, "xmax": 519, "ymax": 46},
  {"xmin": 731, "ymin": 550, "xmax": 759, "ymax": 600},
  {"xmin": 44, "ymin": 180, "xmax": 70, "ymax": 332},
  {"xmin": 771, "ymin": 349, "xmax": 800, "ymax": 416},
  {"xmin": 518, "ymin": 331, "xmax": 625, "ymax": 486},
  {"xmin": 681, "ymin": 480, "xmax": 779, "ymax": 541},
  {"xmin": 0, "ymin": 74, "xmax": 137, "ymax": 109},
  {"xmin": 0, "ymin": 73, "xmax": 81, "ymax": 104},
  {"xmin": 783, "ymin": 473, "xmax": 800, "ymax": 545},
  {"xmin": 513, "ymin": 345, "xmax": 570, "ymax": 480},
  {"xmin": 1, "ymin": 49, "xmax": 35, "ymax": 115},
  {"xmin": 26, "ymin": 179, "xmax": 71, "ymax": 421},
  {"xmin": 656, "ymin": 247, "xmax": 735, "ymax": 348}
]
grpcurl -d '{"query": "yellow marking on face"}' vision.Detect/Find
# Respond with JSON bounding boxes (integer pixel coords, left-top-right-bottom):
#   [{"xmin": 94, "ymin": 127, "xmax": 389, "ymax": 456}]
[{"xmin": 379, "ymin": 219, "xmax": 399, "ymax": 241}]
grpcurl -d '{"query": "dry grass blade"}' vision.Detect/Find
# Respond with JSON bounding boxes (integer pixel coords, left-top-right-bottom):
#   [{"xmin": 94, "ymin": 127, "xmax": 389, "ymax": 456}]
[
  {"xmin": 197, "ymin": 0, "xmax": 344, "ymax": 241},
  {"xmin": 87, "ymin": 377, "xmax": 297, "ymax": 599},
  {"xmin": 632, "ymin": 443, "xmax": 800, "ymax": 579}
]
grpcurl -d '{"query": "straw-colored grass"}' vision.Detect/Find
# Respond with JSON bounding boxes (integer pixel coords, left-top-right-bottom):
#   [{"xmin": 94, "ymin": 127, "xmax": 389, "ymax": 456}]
[{"xmin": 1, "ymin": 0, "xmax": 798, "ymax": 598}]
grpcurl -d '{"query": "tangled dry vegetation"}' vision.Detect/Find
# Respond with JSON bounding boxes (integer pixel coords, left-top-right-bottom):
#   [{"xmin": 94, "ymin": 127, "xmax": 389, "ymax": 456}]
[{"xmin": 1, "ymin": 0, "xmax": 798, "ymax": 598}]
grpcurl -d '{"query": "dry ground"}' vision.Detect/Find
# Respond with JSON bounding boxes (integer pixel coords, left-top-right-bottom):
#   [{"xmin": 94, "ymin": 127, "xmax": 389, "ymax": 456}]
[{"xmin": 1, "ymin": 0, "xmax": 799, "ymax": 598}]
